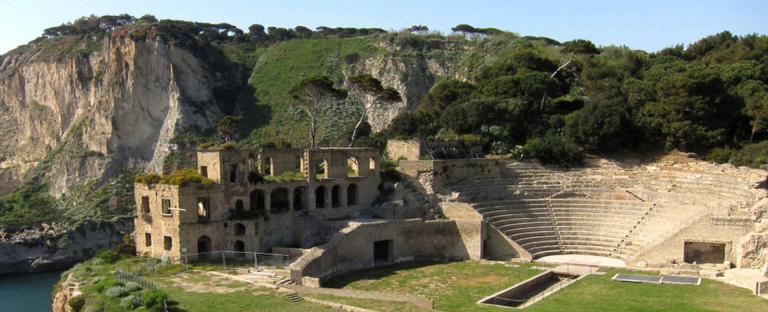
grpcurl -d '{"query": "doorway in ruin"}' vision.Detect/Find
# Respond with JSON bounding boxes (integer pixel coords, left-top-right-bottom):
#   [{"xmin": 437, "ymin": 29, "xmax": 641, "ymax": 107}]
[
  {"xmin": 373, "ymin": 240, "xmax": 393, "ymax": 263},
  {"xmin": 234, "ymin": 240, "xmax": 245, "ymax": 252},
  {"xmin": 347, "ymin": 184, "xmax": 358, "ymax": 206},
  {"xmin": 316, "ymin": 186, "xmax": 327, "ymax": 209},
  {"xmin": 294, "ymin": 186, "xmax": 307, "ymax": 211},
  {"xmin": 331, "ymin": 185, "xmax": 341, "ymax": 208},
  {"xmin": 250, "ymin": 190, "xmax": 266, "ymax": 211},
  {"xmin": 271, "ymin": 188, "xmax": 290, "ymax": 213},
  {"xmin": 198, "ymin": 236, "xmax": 212, "ymax": 260},
  {"xmin": 684, "ymin": 242, "xmax": 726, "ymax": 264}
]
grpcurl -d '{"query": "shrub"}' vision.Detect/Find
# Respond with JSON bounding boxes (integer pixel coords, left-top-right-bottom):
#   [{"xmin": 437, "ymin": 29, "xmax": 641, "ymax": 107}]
[
  {"xmin": 84, "ymin": 305, "xmax": 104, "ymax": 312},
  {"xmin": 105, "ymin": 286, "xmax": 128, "ymax": 298},
  {"xmin": 120, "ymin": 294, "xmax": 144, "ymax": 309},
  {"xmin": 510, "ymin": 145, "xmax": 527, "ymax": 160},
  {"xmin": 706, "ymin": 146, "xmax": 737, "ymax": 164},
  {"xmin": 732, "ymin": 141, "xmax": 768, "ymax": 168},
  {"xmin": 248, "ymin": 171, "xmax": 264, "ymax": 184},
  {"xmin": 218, "ymin": 142, "xmax": 236, "ymax": 149},
  {"xmin": 419, "ymin": 156, "xmax": 435, "ymax": 160},
  {"xmin": 134, "ymin": 173, "xmax": 161, "ymax": 185},
  {"xmin": 95, "ymin": 249, "xmax": 120, "ymax": 263},
  {"xmin": 199, "ymin": 141, "xmax": 216, "ymax": 148},
  {"xmin": 89, "ymin": 276, "xmax": 106, "ymax": 285},
  {"xmin": 159, "ymin": 168, "xmax": 215, "ymax": 188},
  {"xmin": 264, "ymin": 171, "xmax": 305, "ymax": 182},
  {"xmin": 94, "ymin": 280, "xmax": 124, "ymax": 293},
  {"xmin": 460, "ymin": 134, "xmax": 482, "ymax": 148},
  {"xmin": 69, "ymin": 295, "xmax": 86, "ymax": 312},
  {"xmin": 393, "ymin": 135, "xmax": 412, "ymax": 140},
  {"xmin": 124, "ymin": 281, "xmax": 142, "ymax": 292},
  {"xmin": 491, "ymin": 141, "xmax": 511, "ymax": 155},
  {"xmin": 143, "ymin": 289, "xmax": 170, "ymax": 312},
  {"xmin": 524, "ymin": 135, "xmax": 584, "ymax": 168}
]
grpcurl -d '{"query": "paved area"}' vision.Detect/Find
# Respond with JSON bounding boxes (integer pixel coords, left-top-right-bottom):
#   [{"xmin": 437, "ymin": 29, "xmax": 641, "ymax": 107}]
[{"xmin": 537, "ymin": 255, "xmax": 627, "ymax": 268}]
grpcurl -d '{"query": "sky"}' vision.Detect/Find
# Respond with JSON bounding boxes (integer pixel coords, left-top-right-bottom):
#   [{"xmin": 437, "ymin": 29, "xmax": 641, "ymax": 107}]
[{"xmin": 0, "ymin": 0, "xmax": 767, "ymax": 55}]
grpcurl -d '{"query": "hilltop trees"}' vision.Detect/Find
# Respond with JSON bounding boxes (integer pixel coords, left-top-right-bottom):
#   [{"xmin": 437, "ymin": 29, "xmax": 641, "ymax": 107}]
[{"xmin": 290, "ymin": 76, "xmax": 348, "ymax": 148}]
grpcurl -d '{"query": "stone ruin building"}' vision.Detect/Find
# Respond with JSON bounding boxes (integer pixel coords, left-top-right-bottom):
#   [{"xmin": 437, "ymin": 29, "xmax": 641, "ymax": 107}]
[
  {"xmin": 134, "ymin": 147, "xmax": 380, "ymax": 258},
  {"xmin": 134, "ymin": 142, "xmax": 768, "ymax": 293}
]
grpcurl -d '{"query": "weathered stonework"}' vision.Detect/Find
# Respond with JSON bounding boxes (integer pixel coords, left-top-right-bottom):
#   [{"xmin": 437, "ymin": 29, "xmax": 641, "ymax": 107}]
[{"xmin": 134, "ymin": 147, "xmax": 381, "ymax": 258}]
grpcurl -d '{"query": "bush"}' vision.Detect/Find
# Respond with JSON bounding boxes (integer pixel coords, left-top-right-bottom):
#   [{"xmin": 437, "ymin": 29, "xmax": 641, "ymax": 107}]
[
  {"xmin": 120, "ymin": 294, "xmax": 144, "ymax": 309},
  {"xmin": 69, "ymin": 295, "xmax": 86, "ymax": 312},
  {"xmin": 732, "ymin": 141, "xmax": 768, "ymax": 168},
  {"xmin": 393, "ymin": 135, "xmax": 412, "ymax": 140},
  {"xmin": 89, "ymin": 276, "xmax": 106, "ymax": 285},
  {"xmin": 706, "ymin": 146, "xmax": 737, "ymax": 164},
  {"xmin": 143, "ymin": 289, "xmax": 170, "ymax": 312},
  {"xmin": 94, "ymin": 280, "xmax": 123, "ymax": 293},
  {"xmin": 199, "ymin": 142, "xmax": 216, "ymax": 148},
  {"xmin": 134, "ymin": 173, "xmax": 161, "ymax": 185},
  {"xmin": 510, "ymin": 145, "xmax": 527, "ymax": 160},
  {"xmin": 95, "ymin": 249, "xmax": 120, "ymax": 263},
  {"xmin": 218, "ymin": 142, "xmax": 236, "ymax": 149},
  {"xmin": 159, "ymin": 168, "xmax": 215, "ymax": 188},
  {"xmin": 460, "ymin": 134, "xmax": 483, "ymax": 148},
  {"xmin": 124, "ymin": 281, "xmax": 142, "ymax": 292},
  {"xmin": 264, "ymin": 171, "xmax": 305, "ymax": 182},
  {"xmin": 524, "ymin": 135, "xmax": 584, "ymax": 168},
  {"xmin": 491, "ymin": 141, "xmax": 511, "ymax": 155},
  {"xmin": 84, "ymin": 305, "xmax": 104, "ymax": 312},
  {"xmin": 105, "ymin": 286, "xmax": 128, "ymax": 298}
]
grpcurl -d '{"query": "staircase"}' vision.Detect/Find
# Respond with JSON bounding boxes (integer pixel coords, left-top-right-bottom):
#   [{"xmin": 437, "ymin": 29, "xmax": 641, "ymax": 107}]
[{"xmin": 285, "ymin": 292, "xmax": 303, "ymax": 303}]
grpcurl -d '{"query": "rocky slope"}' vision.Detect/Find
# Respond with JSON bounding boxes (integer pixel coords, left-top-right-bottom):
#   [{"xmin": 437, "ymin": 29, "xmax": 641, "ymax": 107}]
[
  {"xmin": 0, "ymin": 34, "xmax": 237, "ymax": 197},
  {"xmin": 0, "ymin": 218, "xmax": 133, "ymax": 274}
]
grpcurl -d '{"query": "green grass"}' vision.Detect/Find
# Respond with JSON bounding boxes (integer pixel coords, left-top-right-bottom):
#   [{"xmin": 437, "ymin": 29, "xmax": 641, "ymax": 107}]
[
  {"xmin": 324, "ymin": 261, "xmax": 768, "ymax": 312},
  {"xmin": 238, "ymin": 38, "xmax": 380, "ymax": 148}
]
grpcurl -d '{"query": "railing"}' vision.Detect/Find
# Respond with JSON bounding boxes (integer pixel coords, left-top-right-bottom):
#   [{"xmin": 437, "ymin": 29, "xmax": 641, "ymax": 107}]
[
  {"xmin": 118, "ymin": 251, "xmax": 290, "ymax": 277},
  {"xmin": 115, "ymin": 269, "xmax": 159, "ymax": 290}
]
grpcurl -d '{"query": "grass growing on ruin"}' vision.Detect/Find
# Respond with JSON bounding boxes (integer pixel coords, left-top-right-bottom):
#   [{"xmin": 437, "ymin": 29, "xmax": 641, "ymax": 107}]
[{"xmin": 325, "ymin": 261, "xmax": 768, "ymax": 312}]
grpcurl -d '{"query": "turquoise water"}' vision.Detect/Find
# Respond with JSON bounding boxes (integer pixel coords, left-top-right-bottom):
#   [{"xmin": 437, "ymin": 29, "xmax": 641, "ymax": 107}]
[{"xmin": 0, "ymin": 270, "xmax": 65, "ymax": 312}]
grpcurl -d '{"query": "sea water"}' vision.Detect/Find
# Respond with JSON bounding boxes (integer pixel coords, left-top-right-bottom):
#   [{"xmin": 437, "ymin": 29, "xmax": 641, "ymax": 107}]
[{"xmin": 0, "ymin": 270, "xmax": 65, "ymax": 312}]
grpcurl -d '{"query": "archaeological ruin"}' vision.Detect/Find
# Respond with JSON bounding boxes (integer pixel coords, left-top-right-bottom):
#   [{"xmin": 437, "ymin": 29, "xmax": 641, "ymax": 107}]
[{"xmin": 133, "ymin": 142, "xmax": 768, "ymax": 296}]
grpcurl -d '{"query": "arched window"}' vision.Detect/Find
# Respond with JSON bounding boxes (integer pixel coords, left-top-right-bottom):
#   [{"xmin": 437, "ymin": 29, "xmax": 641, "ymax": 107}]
[
  {"xmin": 271, "ymin": 188, "xmax": 290, "ymax": 213},
  {"xmin": 347, "ymin": 157, "xmax": 359, "ymax": 177}
]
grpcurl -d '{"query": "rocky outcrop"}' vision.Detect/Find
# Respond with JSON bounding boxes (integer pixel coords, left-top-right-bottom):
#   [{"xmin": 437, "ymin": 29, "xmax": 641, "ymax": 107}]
[
  {"xmin": 343, "ymin": 44, "xmax": 465, "ymax": 132},
  {"xmin": 0, "ymin": 35, "xmax": 236, "ymax": 197},
  {"xmin": 52, "ymin": 271, "xmax": 80, "ymax": 312},
  {"xmin": 0, "ymin": 218, "xmax": 133, "ymax": 275}
]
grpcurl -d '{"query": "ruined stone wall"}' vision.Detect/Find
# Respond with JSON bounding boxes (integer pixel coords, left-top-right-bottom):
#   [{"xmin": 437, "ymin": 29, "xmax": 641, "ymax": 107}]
[
  {"xmin": 629, "ymin": 215, "xmax": 753, "ymax": 267},
  {"xmin": 134, "ymin": 183, "xmax": 182, "ymax": 257},
  {"xmin": 291, "ymin": 219, "xmax": 483, "ymax": 282},
  {"xmin": 259, "ymin": 148, "xmax": 304, "ymax": 175},
  {"xmin": 398, "ymin": 159, "xmax": 501, "ymax": 186},
  {"xmin": 386, "ymin": 140, "xmax": 422, "ymax": 161},
  {"xmin": 197, "ymin": 151, "xmax": 223, "ymax": 182}
]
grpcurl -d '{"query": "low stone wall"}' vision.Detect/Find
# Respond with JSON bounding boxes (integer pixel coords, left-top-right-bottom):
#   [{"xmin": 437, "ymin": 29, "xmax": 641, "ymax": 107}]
[
  {"xmin": 290, "ymin": 219, "xmax": 482, "ymax": 284},
  {"xmin": 284, "ymin": 284, "xmax": 434, "ymax": 310},
  {"xmin": 398, "ymin": 159, "xmax": 501, "ymax": 186}
]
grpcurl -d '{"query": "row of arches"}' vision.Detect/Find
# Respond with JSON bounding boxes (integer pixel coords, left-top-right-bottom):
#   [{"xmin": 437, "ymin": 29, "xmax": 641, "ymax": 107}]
[
  {"xmin": 198, "ymin": 235, "xmax": 247, "ymax": 253},
  {"xmin": 234, "ymin": 184, "xmax": 360, "ymax": 213}
]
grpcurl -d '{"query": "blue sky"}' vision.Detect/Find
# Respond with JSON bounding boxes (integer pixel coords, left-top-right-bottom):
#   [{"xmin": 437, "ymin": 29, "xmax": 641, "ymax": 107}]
[{"xmin": 1, "ymin": 0, "xmax": 766, "ymax": 55}]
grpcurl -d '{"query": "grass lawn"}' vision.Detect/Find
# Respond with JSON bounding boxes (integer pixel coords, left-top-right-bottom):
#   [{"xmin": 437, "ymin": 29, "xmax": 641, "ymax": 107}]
[
  {"xmin": 324, "ymin": 261, "xmax": 768, "ymax": 312},
  {"xmin": 154, "ymin": 272, "xmax": 339, "ymax": 312}
]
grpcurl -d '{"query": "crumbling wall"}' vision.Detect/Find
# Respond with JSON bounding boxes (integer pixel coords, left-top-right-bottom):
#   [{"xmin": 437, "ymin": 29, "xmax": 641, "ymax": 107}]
[
  {"xmin": 290, "ymin": 219, "xmax": 482, "ymax": 283},
  {"xmin": 397, "ymin": 159, "xmax": 500, "ymax": 185},
  {"xmin": 386, "ymin": 139, "xmax": 422, "ymax": 161}
]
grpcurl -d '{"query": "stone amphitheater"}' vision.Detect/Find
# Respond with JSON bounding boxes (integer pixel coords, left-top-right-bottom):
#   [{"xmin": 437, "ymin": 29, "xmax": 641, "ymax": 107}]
[{"xmin": 437, "ymin": 153, "xmax": 768, "ymax": 278}]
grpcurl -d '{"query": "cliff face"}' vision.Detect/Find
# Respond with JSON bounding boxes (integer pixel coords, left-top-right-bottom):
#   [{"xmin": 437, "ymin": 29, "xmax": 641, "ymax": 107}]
[
  {"xmin": 0, "ymin": 218, "xmax": 134, "ymax": 274},
  {"xmin": 0, "ymin": 35, "xmax": 233, "ymax": 197}
]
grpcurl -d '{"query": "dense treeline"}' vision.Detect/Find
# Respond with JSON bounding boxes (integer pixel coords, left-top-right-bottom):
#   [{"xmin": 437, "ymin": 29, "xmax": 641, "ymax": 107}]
[{"xmin": 377, "ymin": 31, "xmax": 768, "ymax": 168}]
